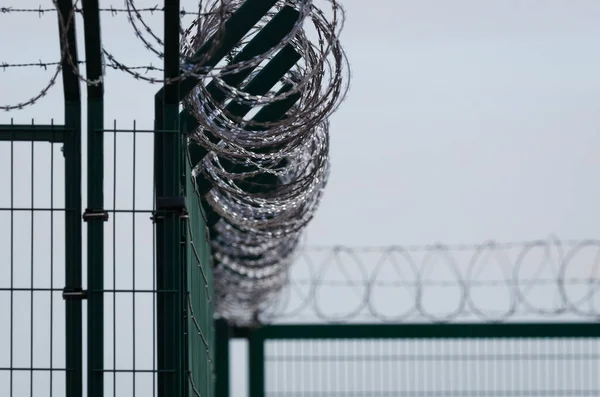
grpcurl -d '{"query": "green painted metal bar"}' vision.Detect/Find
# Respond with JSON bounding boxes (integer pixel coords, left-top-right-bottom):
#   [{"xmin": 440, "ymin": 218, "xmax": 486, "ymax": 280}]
[
  {"xmin": 192, "ymin": 52, "xmax": 301, "ymax": 192},
  {"xmin": 248, "ymin": 330, "xmax": 265, "ymax": 397},
  {"xmin": 223, "ymin": 45, "xmax": 301, "ymax": 119},
  {"xmin": 250, "ymin": 83, "xmax": 301, "ymax": 124},
  {"xmin": 194, "ymin": 83, "xmax": 302, "ymax": 225},
  {"xmin": 63, "ymin": 66, "xmax": 83, "ymax": 397},
  {"xmin": 153, "ymin": 90, "xmax": 166, "ymax": 397},
  {"xmin": 179, "ymin": 0, "xmax": 280, "ymax": 97},
  {"xmin": 0, "ymin": 125, "xmax": 66, "ymax": 142},
  {"xmin": 215, "ymin": 319, "xmax": 230, "ymax": 397},
  {"xmin": 154, "ymin": 0, "xmax": 279, "ymax": 104},
  {"xmin": 204, "ymin": 6, "xmax": 301, "ymax": 104},
  {"xmin": 187, "ymin": 45, "xmax": 301, "ymax": 168},
  {"xmin": 81, "ymin": 1, "xmax": 105, "ymax": 396},
  {"xmin": 156, "ymin": 1, "xmax": 185, "ymax": 396},
  {"xmin": 236, "ymin": 323, "xmax": 600, "ymax": 340},
  {"xmin": 56, "ymin": 1, "xmax": 83, "ymax": 397},
  {"xmin": 198, "ymin": 82, "xmax": 300, "ymax": 200},
  {"xmin": 181, "ymin": 43, "xmax": 301, "ymax": 142},
  {"xmin": 182, "ymin": 6, "xmax": 301, "ymax": 165}
]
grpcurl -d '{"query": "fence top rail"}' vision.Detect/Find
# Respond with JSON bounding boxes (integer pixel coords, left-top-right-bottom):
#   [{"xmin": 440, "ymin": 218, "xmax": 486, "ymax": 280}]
[
  {"xmin": 0, "ymin": 124, "xmax": 68, "ymax": 142},
  {"xmin": 234, "ymin": 322, "xmax": 600, "ymax": 340}
]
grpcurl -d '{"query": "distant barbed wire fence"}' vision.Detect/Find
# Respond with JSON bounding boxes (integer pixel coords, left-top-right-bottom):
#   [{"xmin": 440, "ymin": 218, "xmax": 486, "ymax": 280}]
[{"xmin": 257, "ymin": 237, "xmax": 600, "ymax": 324}]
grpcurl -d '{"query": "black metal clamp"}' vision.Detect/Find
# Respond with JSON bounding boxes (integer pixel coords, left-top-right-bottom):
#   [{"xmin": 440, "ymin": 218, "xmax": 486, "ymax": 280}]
[
  {"xmin": 152, "ymin": 196, "xmax": 189, "ymax": 222},
  {"xmin": 62, "ymin": 287, "xmax": 88, "ymax": 300},
  {"xmin": 82, "ymin": 208, "xmax": 109, "ymax": 222}
]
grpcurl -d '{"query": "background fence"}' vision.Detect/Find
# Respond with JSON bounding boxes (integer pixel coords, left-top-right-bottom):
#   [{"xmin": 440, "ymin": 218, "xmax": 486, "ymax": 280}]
[
  {"xmin": 259, "ymin": 239, "xmax": 600, "ymax": 324},
  {"xmin": 218, "ymin": 240, "xmax": 600, "ymax": 397},
  {"xmin": 222, "ymin": 323, "xmax": 600, "ymax": 397}
]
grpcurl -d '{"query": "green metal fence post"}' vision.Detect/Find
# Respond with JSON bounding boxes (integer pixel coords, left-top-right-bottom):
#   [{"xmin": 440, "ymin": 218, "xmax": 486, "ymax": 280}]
[
  {"xmin": 155, "ymin": 1, "xmax": 185, "ymax": 396},
  {"xmin": 56, "ymin": 1, "xmax": 83, "ymax": 396},
  {"xmin": 248, "ymin": 330, "xmax": 265, "ymax": 397},
  {"xmin": 215, "ymin": 319, "xmax": 230, "ymax": 397},
  {"xmin": 63, "ymin": 103, "xmax": 83, "ymax": 397},
  {"xmin": 81, "ymin": 1, "xmax": 105, "ymax": 396}
]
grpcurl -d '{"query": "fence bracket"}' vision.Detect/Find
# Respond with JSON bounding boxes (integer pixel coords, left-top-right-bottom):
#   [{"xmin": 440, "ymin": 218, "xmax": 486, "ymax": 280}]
[
  {"xmin": 62, "ymin": 287, "xmax": 88, "ymax": 301},
  {"xmin": 152, "ymin": 196, "xmax": 189, "ymax": 222},
  {"xmin": 83, "ymin": 208, "xmax": 109, "ymax": 222}
]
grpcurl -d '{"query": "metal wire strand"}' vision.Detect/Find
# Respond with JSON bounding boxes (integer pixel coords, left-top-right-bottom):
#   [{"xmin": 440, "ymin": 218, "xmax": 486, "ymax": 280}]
[{"xmin": 257, "ymin": 237, "xmax": 600, "ymax": 325}]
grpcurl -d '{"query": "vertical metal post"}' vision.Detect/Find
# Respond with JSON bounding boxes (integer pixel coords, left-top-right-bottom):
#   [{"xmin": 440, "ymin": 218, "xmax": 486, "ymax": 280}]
[
  {"xmin": 215, "ymin": 319, "xmax": 230, "ymax": 397},
  {"xmin": 56, "ymin": 1, "xmax": 83, "ymax": 396},
  {"xmin": 248, "ymin": 331, "xmax": 265, "ymax": 397},
  {"xmin": 156, "ymin": 1, "xmax": 185, "ymax": 396},
  {"xmin": 81, "ymin": 1, "xmax": 105, "ymax": 396},
  {"xmin": 63, "ymin": 103, "xmax": 83, "ymax": 397}
]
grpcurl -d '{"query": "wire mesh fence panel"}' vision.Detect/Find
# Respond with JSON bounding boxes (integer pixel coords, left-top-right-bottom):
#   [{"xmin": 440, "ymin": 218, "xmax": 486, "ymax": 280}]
[
  {"xmin": 0, "ymin": 128, "xmax": 69, "ymax": 397},
  {"xmin": 186, "ymin": 157, "xmax": 215, "ymax": 397},
  {"xmin": 0, "ymin": 0, "xmax": 83, "ymax": 395},
  {"xmin": 0, "ymin": 124, "xmax": 216, "ymax": 397},
  {"xmin": 263, "ymin": 335, "xmax": 600, "ymax": 397},
  {"xmin": 99, "ymin": 124, "xmax": 158, "ymax": 396},
  {"xmin": 2, "ymin": 1, "xmax": 215, "ymax": 396},
  {"xmin": 231, "ymin": 324, "xmax": 600, "ymax": 397},
  {"xmin": 96, "ymin": 123, "xmax": 215, "ymax": 397}
]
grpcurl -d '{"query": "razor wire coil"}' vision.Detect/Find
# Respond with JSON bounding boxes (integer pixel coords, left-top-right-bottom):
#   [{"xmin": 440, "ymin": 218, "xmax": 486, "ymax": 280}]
[{"xmin": 180, "ymin": 0, "xmax": 349, "ymax": 325}]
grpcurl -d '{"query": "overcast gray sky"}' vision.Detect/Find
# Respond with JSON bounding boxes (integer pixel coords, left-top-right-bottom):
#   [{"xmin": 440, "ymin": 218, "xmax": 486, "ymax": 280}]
[
  {"xmin": 312, "ymin": 0, "xmax": 600, "ymax": 247},
  {"xmin": 3, "ymin": 0, "xmax": 600, "ymax": 246}
]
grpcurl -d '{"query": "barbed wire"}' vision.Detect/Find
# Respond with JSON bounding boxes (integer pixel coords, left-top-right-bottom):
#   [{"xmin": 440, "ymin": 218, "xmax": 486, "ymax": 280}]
[
  {"xmin": 0, "ymin": 60, "xmax": 163, "ymax": 72},
  {"xmin": 1, "ymin": 1, "xmax": 348, "ymax": 109},
  {"xmin": 1, "ymin": 61, "xmax": 64, "ymax": 70},
  {"xmin": 302, "ymin": 238, "xmax": 598, "ymax": 253},
  {"xmin": 251, "ymin": 237, "xmax": 600, "ymax": 325},
  {"xmin": 1, "ymin": 60, "xmax": 165, "ymax": 70},
  {"xmin": 0, "ymin": 1, "xmax": 226, "ymax": 108},
  {"xmin": 0, "ymin": 5, "xmax": 215, "ymax": 16}
]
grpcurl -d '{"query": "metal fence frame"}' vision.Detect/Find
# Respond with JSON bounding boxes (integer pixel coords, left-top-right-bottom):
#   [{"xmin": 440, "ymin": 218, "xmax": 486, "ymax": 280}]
[
  {"xmin": 1, "ymin": 0, "xmax": 215, "ymax": 395},
  {"xmin": 218, "ymin": 322, "xmax": 600, "ymax": 397},
  {"xmin": 0, "ymin": 0, "xmax": 82, "ymax": 395}
]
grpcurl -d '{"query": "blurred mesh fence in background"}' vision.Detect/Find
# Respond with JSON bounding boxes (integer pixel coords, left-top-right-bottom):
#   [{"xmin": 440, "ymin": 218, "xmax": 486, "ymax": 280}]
[
  {"xmin": 225, "ymin": 323, "xmax": 600, "ymax": 397},
  {"xmin": 222, "ymin": 239, "xmax": 600, "ymax": 397},
  {"xmin": 262, "ymin": 328, "xmax": 600, "ymax": 397}
]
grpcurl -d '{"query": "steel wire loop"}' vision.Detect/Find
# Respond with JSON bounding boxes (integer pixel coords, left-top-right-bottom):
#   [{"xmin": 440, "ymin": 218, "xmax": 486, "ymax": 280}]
[
  {"xmin": 183, "ymin": 0, "xmax": 349, "ymax": 325},
  {"xmin": 259, "ymin": 238, "xmax": 600, "ymax": 324}
]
